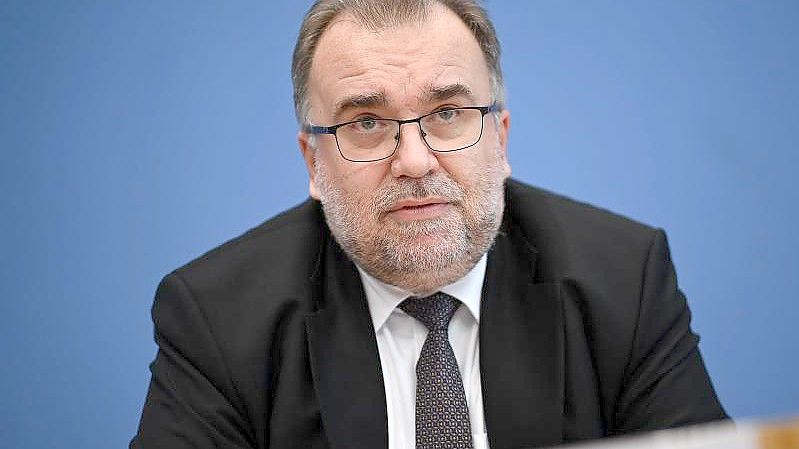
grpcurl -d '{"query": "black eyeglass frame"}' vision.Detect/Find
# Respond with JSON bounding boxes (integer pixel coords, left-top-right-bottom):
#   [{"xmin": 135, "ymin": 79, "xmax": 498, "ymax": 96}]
[{"xmin": 303, "ymin": 103, "xmax": 500, "ymax": 162}]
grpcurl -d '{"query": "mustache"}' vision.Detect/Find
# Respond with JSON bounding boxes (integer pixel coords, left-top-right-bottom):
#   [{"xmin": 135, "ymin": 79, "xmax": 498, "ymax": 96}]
[{"xmin": 371, "ymin": 175, "xmax": 465, "ymax": 212}]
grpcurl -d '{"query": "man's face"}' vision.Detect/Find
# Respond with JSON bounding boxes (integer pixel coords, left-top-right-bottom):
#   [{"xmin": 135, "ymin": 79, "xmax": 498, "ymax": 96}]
[{"xmin": 299, "ymin": 4, "xmax": 511, "ymax": 294}]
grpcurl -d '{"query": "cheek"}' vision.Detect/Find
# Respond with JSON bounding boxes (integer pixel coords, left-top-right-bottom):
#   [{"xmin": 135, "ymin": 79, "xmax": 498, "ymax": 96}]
[
  {"xmin": 332, "ymin": 159, "xmax": 392, "ymax": 197},
  {"xmin": 437, "ymin": 152, "xmax": 482, "ymax": 184}
]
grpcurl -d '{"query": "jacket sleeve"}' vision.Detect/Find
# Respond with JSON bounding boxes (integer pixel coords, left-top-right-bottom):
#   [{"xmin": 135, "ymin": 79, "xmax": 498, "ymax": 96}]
[
  {"xmin": 612, "ymin": 229, "xmax": 728, "ymax": 432},
  {"xmin": 130, "ymin": 272, "xmax": 256, "ymax": 449}
]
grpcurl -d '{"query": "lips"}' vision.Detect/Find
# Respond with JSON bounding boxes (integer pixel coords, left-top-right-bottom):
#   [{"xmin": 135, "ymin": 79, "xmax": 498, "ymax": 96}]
[
  {"xmin": 388, "ymin": 198, "xmax": 449, "ymax": 212},
  {"xmin": 386, "ymin": 198, "xmax": 452, "ymax": 222}
]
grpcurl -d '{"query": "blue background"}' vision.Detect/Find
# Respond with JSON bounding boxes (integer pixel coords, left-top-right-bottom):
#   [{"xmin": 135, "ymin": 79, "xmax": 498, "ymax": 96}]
[{"xmin": 1, "ymin": 1, "xmax": 797, "ymax": 448}]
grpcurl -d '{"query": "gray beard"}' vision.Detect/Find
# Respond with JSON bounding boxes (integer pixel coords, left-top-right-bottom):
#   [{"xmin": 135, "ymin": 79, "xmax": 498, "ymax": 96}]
[{"xmin": 315, "ymin": 160, "xmax": 506, "ymax": 295}]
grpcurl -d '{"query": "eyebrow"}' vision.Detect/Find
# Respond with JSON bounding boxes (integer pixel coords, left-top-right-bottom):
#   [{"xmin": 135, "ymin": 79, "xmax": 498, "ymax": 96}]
[
  {"xmin": 332, "ymin": 91, "xmax": 389, "ymax": 122},
  {"xmin": 329, "ymin": 83, "xmax": 477, "ymax": 123},
  {"xmin": 422, "ymin": 83, "xmax": 476, "ymax": 104}
]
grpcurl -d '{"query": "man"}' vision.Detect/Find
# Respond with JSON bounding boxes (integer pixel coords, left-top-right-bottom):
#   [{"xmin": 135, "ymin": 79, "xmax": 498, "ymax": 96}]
[{"xmin": 131, "ymin": 1, "xmax": 727, "ymax": 448}]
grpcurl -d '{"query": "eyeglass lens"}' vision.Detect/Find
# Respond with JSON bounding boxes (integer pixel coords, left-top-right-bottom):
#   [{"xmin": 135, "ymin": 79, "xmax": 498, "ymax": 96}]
[{"xmin": 335, "ymin": 108, "xmax": 484, "ymax": 161}]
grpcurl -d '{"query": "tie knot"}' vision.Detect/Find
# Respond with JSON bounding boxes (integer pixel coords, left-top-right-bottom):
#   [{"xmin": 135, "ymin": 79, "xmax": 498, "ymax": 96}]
[{"xmin": 399, "ymin": 292, "xmax": 461, "ymax": 331}]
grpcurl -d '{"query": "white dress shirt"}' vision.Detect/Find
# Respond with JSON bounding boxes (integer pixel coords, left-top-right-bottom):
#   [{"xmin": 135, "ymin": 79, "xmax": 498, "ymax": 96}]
[{"xmin": 356, "ymin": 254, "xmax": 490, "ymax": 449}]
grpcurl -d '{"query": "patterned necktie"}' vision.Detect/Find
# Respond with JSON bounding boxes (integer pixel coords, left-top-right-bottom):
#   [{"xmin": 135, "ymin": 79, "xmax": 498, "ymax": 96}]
[{"xmin": 399, "ymin": 292, "xmax": 474, "ymax": 449}]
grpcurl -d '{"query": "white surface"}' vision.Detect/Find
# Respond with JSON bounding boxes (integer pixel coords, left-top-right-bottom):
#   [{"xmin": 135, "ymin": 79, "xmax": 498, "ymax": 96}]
[{"xmin": 553, "ymin": 422, "xmax": 758, "ymax": 449}]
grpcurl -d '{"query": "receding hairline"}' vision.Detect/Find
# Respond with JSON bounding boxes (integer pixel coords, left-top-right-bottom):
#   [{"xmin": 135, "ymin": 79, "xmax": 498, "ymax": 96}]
[{"xmin": 330, "ymin": 1, "xmax": 431, "ymax": 31}]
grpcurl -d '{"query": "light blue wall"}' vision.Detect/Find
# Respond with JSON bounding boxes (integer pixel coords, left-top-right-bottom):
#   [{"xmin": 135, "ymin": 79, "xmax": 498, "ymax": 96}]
[{"xmin": 1, "ymin": 2, "xmax": 796, "ymax": 448}]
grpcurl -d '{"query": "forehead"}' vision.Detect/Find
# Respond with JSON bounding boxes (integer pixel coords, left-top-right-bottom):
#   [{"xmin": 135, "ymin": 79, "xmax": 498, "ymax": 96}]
[{"xmin": 307, "ymin": 4, "xmax": 492, "ymax": 119}]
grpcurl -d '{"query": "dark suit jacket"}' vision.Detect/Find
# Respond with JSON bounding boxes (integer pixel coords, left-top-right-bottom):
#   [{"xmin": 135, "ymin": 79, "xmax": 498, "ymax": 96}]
[{"xmin": 131, "ymin": 179, "xmax": 727, "ymax": 449}]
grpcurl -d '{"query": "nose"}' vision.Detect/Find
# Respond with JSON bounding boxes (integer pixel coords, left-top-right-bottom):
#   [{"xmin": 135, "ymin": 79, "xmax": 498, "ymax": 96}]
[{"xmin": 390, "ymin": 122, "xmax": 440, "ymax": 178}]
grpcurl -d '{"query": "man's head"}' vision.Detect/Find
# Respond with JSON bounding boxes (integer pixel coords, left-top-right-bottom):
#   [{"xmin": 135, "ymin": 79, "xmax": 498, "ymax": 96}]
[{"xmin": 294, "ymin": 0, "xmax": 512, "ymax": 295}]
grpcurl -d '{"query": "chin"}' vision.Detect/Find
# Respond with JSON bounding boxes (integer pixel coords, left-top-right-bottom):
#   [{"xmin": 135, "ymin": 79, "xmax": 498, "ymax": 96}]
[{"xmin": 391, "ymin": 263, "xmax": 473, "ymax": 295}]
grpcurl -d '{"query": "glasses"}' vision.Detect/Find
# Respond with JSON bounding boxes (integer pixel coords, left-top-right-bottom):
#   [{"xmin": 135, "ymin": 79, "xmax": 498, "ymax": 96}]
[{"xmin": 303, "ymin": 104, "xmax": 499, "ymax": 162}]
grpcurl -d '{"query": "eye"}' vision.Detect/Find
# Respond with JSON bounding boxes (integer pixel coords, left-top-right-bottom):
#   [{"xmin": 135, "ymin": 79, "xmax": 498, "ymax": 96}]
[
  {"xmin": 434, "ymin": 109, "xmax": 460, "ymax": 122},
  {"xmin": 347, "ymin": 117, "xmax": 389, "ymax": 134},
  {"xmin": 349, "ymin": 117, "xmax": 380, "ymax": 133},
  {"xmin": 353, "ymin": 118, "xmax": 378, "ymax": 132}
]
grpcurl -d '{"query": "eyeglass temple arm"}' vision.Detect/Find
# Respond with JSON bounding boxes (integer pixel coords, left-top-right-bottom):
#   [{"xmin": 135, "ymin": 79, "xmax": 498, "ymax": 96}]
[{"xmin": 303, "ymin": 124, "xmax": 337, "ymax": 135}]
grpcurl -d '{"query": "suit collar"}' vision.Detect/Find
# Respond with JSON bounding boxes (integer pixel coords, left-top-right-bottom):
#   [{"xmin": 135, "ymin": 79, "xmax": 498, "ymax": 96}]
[
  {"xmin": 480, "ymin": 218, "xmax": 565, "ymax": 448},
  {"xmin": 305, "ymin": 237, "xmax": 389, "ymax": 449}
]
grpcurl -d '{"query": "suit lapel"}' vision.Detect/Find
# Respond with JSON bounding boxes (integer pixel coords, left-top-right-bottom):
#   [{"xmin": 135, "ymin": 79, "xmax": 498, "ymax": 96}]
[
  {"xmin": 305, "ymin": 239, "xmax": 388, "ymax": 449},
  {"xmin": 480, "ymin": 225, "xmax": 564, "ymax": 449}
]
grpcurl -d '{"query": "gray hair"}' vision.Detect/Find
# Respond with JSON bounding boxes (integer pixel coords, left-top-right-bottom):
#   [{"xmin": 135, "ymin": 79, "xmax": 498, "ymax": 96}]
[{"xmin": 291, "ymin": 0, "xmax": 505, "ymax": 126}]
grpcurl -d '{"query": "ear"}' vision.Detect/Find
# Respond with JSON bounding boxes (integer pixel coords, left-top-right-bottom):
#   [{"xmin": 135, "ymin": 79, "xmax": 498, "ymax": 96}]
[
  {"xmin": 496, "ymin": 109, "xmax": 511, "ymax": 178},
  {"xmin": 298, "ymin": 131, "xmax": 322, "ymax": 200}
]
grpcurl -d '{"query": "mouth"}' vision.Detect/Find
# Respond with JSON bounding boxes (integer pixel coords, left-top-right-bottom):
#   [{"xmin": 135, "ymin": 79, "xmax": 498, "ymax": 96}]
[{"xmin": 387, "ymin": 198, "xmax": 452, "ymax": 222}]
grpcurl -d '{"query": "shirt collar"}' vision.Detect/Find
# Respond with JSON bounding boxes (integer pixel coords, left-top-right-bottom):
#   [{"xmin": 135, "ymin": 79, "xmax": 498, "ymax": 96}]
[{"xmin": 356, "ymin": 253, "xmax": 487, "ymax": 332}]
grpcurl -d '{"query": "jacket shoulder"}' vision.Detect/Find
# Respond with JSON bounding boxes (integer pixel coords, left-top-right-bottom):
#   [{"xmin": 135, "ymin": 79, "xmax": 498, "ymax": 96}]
[
  {"xmin": 170, "ymin": 198, "xmax": 326, "ymax": 304},
  {"xmin": 505, "ymin": 178, "xmax": 659, "ymax": 280}
]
